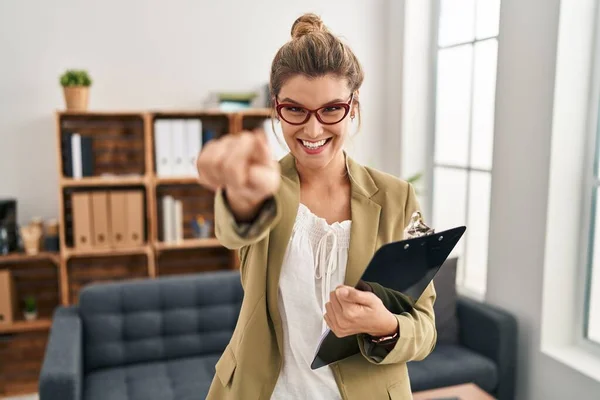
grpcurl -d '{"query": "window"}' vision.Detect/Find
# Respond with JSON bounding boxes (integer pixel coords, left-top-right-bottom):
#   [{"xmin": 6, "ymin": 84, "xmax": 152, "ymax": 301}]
[
  {"xmin": 431, "ymin": 0, "xmax": 501, "ymax": 296},
  {"xmin": 585, "ymin": 69, "xmax": 600, "ymax": 346}
]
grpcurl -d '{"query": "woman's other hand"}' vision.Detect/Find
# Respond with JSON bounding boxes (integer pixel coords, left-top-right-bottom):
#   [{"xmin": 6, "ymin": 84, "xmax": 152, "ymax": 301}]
[
  {"xmin": 324, "ymin": 285, "xmax": 399, "ymax": 338},
  {"xmin": 196, "ymin": 129, "xmax": 281, "ymax": 222}
]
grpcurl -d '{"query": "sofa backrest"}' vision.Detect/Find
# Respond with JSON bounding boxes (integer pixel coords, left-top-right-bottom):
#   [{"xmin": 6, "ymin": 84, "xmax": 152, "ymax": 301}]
[{"xmin": 78, "ymin": 270, "xmax": 243, "ymax": 373}]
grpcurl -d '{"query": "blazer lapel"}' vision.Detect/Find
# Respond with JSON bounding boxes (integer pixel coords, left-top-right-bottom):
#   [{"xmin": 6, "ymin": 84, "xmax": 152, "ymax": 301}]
[
  {"xmin": 267, "ymin": 154, "xmax": 300, "ymax": 354},
  {"xmin": 344, "ymin": 155, "xmax": 381, "ymax": 287}
]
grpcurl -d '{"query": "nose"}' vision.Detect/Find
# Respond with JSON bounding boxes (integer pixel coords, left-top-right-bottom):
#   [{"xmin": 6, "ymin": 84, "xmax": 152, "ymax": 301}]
[{"xmin": 303, "ymin": 113, "xmax": 324, "ymax": 138}]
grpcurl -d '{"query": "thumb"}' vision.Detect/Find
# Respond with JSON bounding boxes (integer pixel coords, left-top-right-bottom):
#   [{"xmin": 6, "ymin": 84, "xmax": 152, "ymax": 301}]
[
  {"xmin": 337, "ymin": 286, "xmax": 373, "ymax": 306},
  {"xmin": 251, "ymin": 128, "xmax": 273, "ymax": 165}
]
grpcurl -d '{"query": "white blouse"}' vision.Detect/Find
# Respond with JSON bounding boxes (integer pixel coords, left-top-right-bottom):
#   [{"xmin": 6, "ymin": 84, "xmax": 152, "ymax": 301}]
[{"xmin": 271, "ymin": 203, "xmax": 351, "ymax": 400}]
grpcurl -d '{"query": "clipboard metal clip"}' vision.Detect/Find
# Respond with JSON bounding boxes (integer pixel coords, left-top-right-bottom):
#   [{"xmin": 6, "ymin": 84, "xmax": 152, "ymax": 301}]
[{"xmin": 404, "ymin": 211, "xmax": 435, "ymax": 239}]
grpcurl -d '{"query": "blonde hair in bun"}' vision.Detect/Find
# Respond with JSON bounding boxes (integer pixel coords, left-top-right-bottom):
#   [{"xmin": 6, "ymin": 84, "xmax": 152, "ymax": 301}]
[{"xmin": 290, "ymin": 13, "xmax": 329, "ymax": 40}]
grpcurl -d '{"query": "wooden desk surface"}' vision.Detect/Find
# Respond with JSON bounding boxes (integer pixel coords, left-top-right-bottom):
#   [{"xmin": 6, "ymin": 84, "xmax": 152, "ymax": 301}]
[{"xmin": 412, "ymin": 383, "xmax": 496, "ymax": 400}]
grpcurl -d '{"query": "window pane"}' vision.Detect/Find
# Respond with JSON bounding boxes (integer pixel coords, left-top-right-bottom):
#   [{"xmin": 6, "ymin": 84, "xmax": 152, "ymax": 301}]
[
  {"xmin": 587, "ymin": 188, "xmax": 600, "ymax": 343},
  {"xmin": 435, "ymin": 45, "xmax": 473, "ymax": 167},
  {"xmin": 438, "ymin": 0, "xmax": 476, "ymax": 47},
  {"xmin": 470, "ymin": 39, "xmax": 498, "ymax": 170},
  {"xmin": 476, "ymin": 0, "xmax": 501, "ymax": 39},
  {"xmin": 432, "ymin": 167, "xmax": 468, "ymax": 280},
  {"xmin": 463, "ymin": 171, "xmax": 491, "ymax": 294}
]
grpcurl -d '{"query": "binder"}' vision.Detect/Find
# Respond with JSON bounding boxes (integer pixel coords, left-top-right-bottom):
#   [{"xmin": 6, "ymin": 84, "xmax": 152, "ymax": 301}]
[
  {"xmin": 311, "ymin": 226, "xmax": 466, "ymax": 370},
  {"xmin": 125, "ymin": 191, "xmax": 144, "ymax": 246},
  {"xmin": 71, "ymin": 192, "xmax": 94, "ymax": 248},
  {"xmin": 0, "ymin": 270, "xmax": 17, "ymax": 325},
  {"xmin": 161, "ymin": 195, "xmax": 175, "ymax": 242},
  {"xmin": 171, "ymin": 119, "xmax": 186, "ymax": 176},
  {"xmin": 109, "ymin": 191, "xmax": 128, "ymax": 247},
  {"xmin": 91, "ymin": 191, "xmax": 110, "ymax": 248},
  {"xmin": 174, "ymin": 199, "xmax": 183, "ymax": 242},
  {"xmin": 154, "ymin": 119, "xmax": 172, "ymax": 177},
  {"xmin": 71, "ymin": 133, "xmax": 82, "ymax": 179},
  {"xmin": 185, "ymin": 119, "xmax": 202, "ymax": 176}
]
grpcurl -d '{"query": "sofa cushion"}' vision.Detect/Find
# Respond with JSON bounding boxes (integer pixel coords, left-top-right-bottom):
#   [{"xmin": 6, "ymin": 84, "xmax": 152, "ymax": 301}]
[
  {"xmin": 84, "ymin": 355, "xmax": 219, "ymax": 400},
  {"xmin": 433, "ymin": 257, "xmax": 459, "ymax": 344},
  {"xmin": 79, "ymin": 270, "xmax": 243, "ymax": 373},
  {"xmin": 408, "ymin": 344, "xmax": 498, "ymax": 393}
]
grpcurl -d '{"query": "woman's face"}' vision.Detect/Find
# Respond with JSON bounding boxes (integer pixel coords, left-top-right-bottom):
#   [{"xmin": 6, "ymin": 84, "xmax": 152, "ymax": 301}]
[{"xmin": 276, "ymin": 74, "xmax": 356, "ymax": 171}]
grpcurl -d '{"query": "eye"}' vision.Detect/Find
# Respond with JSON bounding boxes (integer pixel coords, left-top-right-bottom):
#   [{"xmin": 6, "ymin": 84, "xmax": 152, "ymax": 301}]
[{"xmin": 322, "ymin": 106, "xmax": 342, "ymax": 113}]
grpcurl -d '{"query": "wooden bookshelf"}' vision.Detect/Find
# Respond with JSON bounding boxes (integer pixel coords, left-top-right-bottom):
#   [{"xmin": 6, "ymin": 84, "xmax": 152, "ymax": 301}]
[
  {"xmin": 53, "ymin": 108, "xmax": 272, "ymax": 298},
  {"xmin": 0, "ymin": 108, "xmax": 273, "ymax": 398}
]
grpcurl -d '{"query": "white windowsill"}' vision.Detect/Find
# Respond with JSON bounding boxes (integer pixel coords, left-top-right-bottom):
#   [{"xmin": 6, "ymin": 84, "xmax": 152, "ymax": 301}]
[{"xmin": 542, "ymin": 345, "xmax": 600, "ymax": 383}]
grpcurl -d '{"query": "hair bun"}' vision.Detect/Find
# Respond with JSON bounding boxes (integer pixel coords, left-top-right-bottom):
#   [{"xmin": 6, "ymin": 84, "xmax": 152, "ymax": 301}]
[{"xmin": 291, "ymin": 13, "xmax": 329, "ymax": 40}]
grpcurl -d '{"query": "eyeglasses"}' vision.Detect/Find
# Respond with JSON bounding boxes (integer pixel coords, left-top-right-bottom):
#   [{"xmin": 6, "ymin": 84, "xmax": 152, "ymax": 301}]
[{"xmin": 275, "ymin": 94, "xmax": 354, "ymax": 125}]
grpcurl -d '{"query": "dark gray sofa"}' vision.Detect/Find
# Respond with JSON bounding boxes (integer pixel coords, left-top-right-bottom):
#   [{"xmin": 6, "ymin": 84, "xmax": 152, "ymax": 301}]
[{"xmin": 39, "ymin": 270, "xmax": 516, "ymax": 400}]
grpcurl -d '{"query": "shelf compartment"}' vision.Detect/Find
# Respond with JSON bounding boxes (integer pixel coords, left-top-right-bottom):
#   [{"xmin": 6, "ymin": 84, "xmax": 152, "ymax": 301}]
[
  {"xmin": 0, "ymin": 260, "xmax": 61, "ymax": 321},
  {"xmin": 63, "ymin": 186, "xmax": 148, "ymax": 249},
  {"xmin": 156, "ymin": 184, "xmax": 214, "ymax": 242},
  {"xmin": 156, "ymin": 247, "xmax": 233, "ymax": 276},
  {"xmin": 59, "ymin": 114, "xmax": 146, "ymax": 178},
  {"xmin": 67, "ymin": 254, "xmax": 149, "ymax": 304}
]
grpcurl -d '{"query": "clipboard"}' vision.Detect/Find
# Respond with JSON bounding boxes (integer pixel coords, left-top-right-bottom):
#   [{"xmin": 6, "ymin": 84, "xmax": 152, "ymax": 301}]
[{"xmin": 310, "ymin": 225, "xmax": 466, "ymax": 370}]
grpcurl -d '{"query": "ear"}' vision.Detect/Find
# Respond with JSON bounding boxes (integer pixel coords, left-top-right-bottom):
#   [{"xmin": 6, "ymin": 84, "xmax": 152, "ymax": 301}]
[{"xmin": 351, "ymin": 98, "xmax": 359, "ymax": 119}]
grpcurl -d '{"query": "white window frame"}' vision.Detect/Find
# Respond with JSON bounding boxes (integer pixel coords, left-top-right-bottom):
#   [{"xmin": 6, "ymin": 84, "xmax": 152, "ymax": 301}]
[
  {"xmin": 540, "ymin": 0, "xmax": 600, "ymax": 382},
  {"xmin": 428, "ymin": 0, "xmax": 500, "ymax": 299}
]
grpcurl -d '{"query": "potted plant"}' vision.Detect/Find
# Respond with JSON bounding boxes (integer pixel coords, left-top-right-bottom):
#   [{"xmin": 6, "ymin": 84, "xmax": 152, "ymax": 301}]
[
  {"xmin": 60, "ymin": 69, "xmax": 92, "ymax": 111},
  {"xmin": 23, "ymin": 295, "xmax": 38, "ymax": 321}
]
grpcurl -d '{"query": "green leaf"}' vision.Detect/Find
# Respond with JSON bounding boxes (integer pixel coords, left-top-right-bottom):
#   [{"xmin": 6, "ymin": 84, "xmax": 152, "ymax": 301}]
[{"xmin": 60, "ymin": 69, "xmax": 92, "ymax": 87}]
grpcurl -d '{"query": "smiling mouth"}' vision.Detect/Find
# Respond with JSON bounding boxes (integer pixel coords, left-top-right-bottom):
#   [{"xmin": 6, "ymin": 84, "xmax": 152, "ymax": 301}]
[{"xmin": 298, "ymin": 138, "xmax": 332, "ymax": 149}]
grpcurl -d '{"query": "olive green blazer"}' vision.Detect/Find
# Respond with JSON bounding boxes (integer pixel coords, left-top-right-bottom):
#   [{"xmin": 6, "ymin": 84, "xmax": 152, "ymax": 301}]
[{"xmin": 206, "ymin": 153, "xmax": 437, "ymax": 400}]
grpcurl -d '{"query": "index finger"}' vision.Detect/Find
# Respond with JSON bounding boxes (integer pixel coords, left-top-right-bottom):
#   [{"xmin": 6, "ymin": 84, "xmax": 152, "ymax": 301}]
[{"xmin": 250, "ymin": 128, "xmax": 273, "ymax": 165}]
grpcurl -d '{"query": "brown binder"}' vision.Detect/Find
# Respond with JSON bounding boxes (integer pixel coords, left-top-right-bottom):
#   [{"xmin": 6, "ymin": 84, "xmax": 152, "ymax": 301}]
[
  {"xmin": 91, "ymin": 191, "xmax": 110, "ymax": 248},
  {"xmin": 72, "ymin": 192, "xmax": 94, "ymax": 249},
  {"xmin": 0, "ymin": 270, "xmax": 18, "ymax": 325},
  {"xmin": 125, "ymin": 191, "xmax": 144, "ymax": 246},
  {"xmin": 109, "ymin": 191, "xmax": 128, "ymax": 248}
]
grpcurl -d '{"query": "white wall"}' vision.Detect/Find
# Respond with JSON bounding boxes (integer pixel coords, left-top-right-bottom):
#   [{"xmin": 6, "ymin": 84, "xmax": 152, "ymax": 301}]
[
  {"xmin": 487, "ymin": 0, "xmax": 600, "ymax": 399},
  {"xmin": 0, "ymin": 0, "xmax": 387, "ymax": 226}
]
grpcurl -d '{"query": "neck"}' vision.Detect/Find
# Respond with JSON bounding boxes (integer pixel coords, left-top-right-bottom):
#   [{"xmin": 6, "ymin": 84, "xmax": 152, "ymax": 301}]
[{"xmin": 296, "ymin": 151, "xmax": 349, "ymax": 189}]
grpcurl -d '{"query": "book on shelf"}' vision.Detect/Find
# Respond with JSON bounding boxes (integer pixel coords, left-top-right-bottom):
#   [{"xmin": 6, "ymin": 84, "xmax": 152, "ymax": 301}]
[
  {"xmin": 154, "ymin": 118, "xmax": 203, "ymax": 178},
  {"xmin": 62, "ymin": 132, "xmax": 94, "ymax": 178},
  {"xmin": 161, "ymin": 195, "xmax": 183, "ymax": 243}
]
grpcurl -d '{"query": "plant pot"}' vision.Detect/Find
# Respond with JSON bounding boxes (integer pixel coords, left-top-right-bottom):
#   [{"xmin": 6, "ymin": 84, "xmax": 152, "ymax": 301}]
[
  {"xmin": 63, "ymin": 86, "xmax": 90, "ymax": 111},
  {"xmin": 23, "ymin": 311, "xmax": 38, "ymax": 321}
]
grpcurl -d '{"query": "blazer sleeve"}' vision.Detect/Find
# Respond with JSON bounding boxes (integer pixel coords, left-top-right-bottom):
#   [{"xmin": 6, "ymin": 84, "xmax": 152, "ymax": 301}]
[
  {"xmin": 358, "ymin": 182, "xmax": 438, "ymax": 364},
  {"xmin": 213, "ymin": 188, "xmax": 282, "ymax": 250}
]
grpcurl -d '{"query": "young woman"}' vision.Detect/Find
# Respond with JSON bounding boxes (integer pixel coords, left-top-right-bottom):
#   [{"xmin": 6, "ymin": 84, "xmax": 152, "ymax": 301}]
[{"xmin": 197, "ymin": 13, "xmax": 436, "ymax": 400}]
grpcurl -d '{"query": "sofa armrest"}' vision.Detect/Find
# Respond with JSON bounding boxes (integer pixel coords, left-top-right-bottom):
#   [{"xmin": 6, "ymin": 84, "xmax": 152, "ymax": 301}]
[
  {"xmin": 456, "ymin": 296, "xmax": 517, "ymax": 400},
  {"xmin": 39, "ymin": 306, "xmax": 83, "ymax": 400}
]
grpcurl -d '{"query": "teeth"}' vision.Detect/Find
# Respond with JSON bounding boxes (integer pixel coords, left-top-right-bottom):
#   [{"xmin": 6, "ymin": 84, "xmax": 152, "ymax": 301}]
[{"xmin": 302, "ymin": 139, "xmax": 327, "ymax": 149}]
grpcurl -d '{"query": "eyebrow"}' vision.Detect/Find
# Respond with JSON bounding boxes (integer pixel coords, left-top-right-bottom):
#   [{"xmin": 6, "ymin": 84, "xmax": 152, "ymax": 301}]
[{"xmin": 280, "ymin": 97, "xmax": 346, "ymax": 107}]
